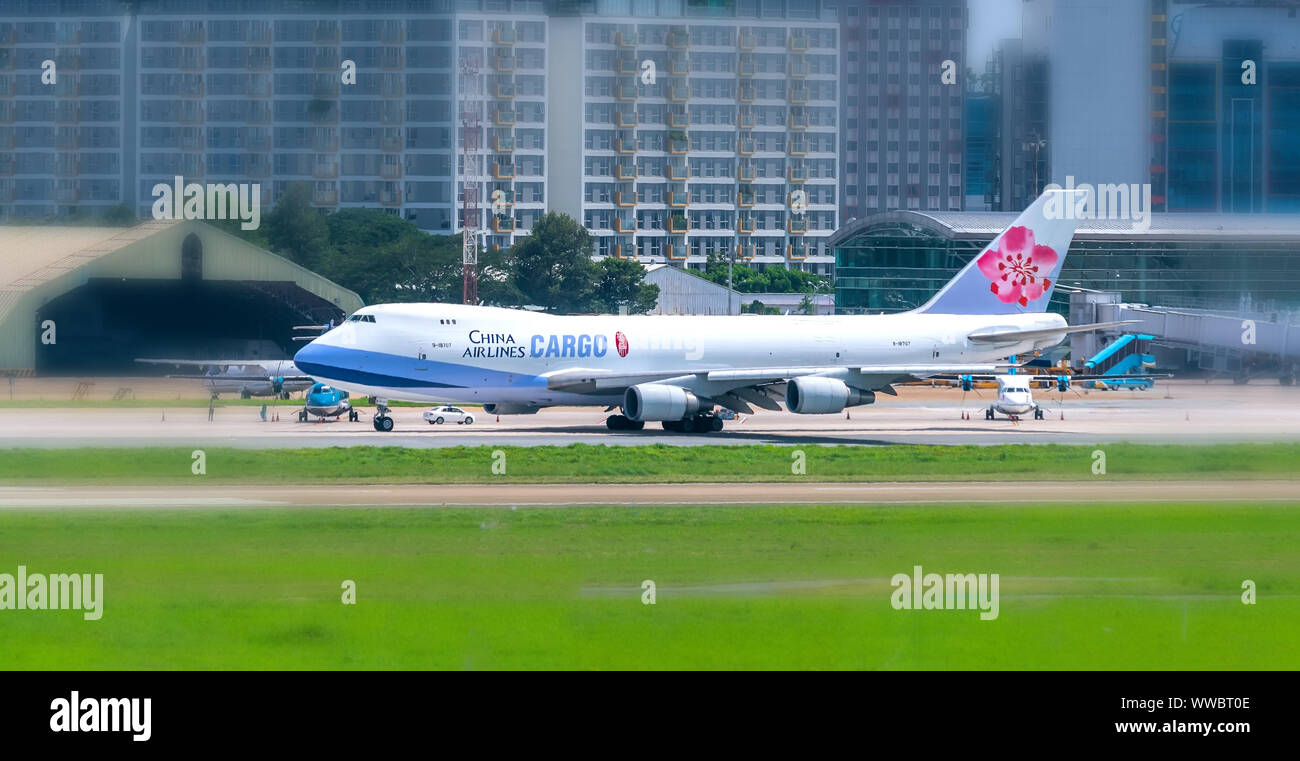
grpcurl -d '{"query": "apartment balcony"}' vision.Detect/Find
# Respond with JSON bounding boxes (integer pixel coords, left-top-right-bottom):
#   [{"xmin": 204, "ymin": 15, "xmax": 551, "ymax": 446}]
[
  {"xmin": 312, "ymin": 162, "xmax": 338, "ymax": 179},
  {"xmin": 666, "ymin": 241, "xmax": 687, "ymax": 260},
  {"xmin": 618, "ymin": 54, "xmax": 638, "ymax": 75},
  {"xmin": 246, "ymin": 53, "xmax": 271, "ymax": 70},
  {"xmin": 738, "ymin": 163, "xmax": 755, "ymax": 182},
  {"xmin": 379, "ymin": 188, "xmax": 402, "ymax": 206},
  {"xmin": 493, "ymin": 135, "xmax": 515, "ymax": 152},
  {"xmin": 669, "ymin": 85, "xmax": 690, "ymax": 103},
  {"xmin": 617, "ymin": 83, "xmax": 638, "ymax": 101},
  {"xmin": 312, "ymin": 132, "xmax": 338, "ymax": 152},
  {"xmin": 788, "ymin": 138, "xmax": 808, "ymax": 155},
  {"xmin": 54, "ymin": 156, "xmax": 78, "ymax": 177},
  {"xmin": 788, "ymin": 110, "xmax": 809, "ymax": 129},
  {"xmin": 615, "ymin": 191, "xmax": 636, "ymax": 207},
  {"xmin": 788, "ymin": 59, "xmax": 809, "ymax": 78},
  {"xmin": 616, "ymin": 30, "xmax": 637, "ymax": 48},
  {"xmin": 738, "ymin": 55, "xmax": 754, "ymax": 77},
  {"xmin": 495, "ymin": 82, "xmax": 516, "ymax": 99},
  {"xmin": 667, "ymin": 214, "xmax": 688, "ymax": 234},
  {"xmin": 788, "ymin": 165, "xmax": 808, "ymax": 182},
  {"xmin": 493, "ymin": 26, "xmax": 516, "ymax": 45},
  {"xmin": 738, "ymin": 137, "xmax": 755, "ymax": 155},
  {"xmin": 380, "ymin": 163, "xmax": 402, "ymax": 179},
  {"xmin": 737, "ymin": 242, "xmax": 756, "ymax": 259},
  {"xmin": 738, "ymin": 85, "xmax": 755, "ymax": 102},
  {"xmin": 611, "ymin": 242, "xmax": 631, "ymax": 260},
  {"xmin": 787, "ymin": 242, "xmax": 809, "ymax": 260},
  {"xmin": 494, "ymin": 108, "xmax": 516, "ymax": 126},
  {"xmin": 668, "ymin": 28, "xmax": 689, "ymax": 49},
  {"xmin": 615, "ymin": 138, "xmax": 635, "ymax": 154},
  {"xmin": 667, "ymin": 163, "xmax": 688, "ymax": 181},
  {"xmin": 737, "ymin": 189, "xmax": 754, "ymax": 207},
  {"xmin": 739, "ymin": 31, "xmax": 755, "ymax": 50},
  {"xmin": 313, "ymin": 53, "xmax": 338, "ymax": 71},
  {"xmin": 492, "ymin": 161, "xmax": 515, "ymax": 179},
  {"xmin": 379, "ymin": 135, "xmax": 400, "ymax": 152},
  {"xmin": 54, "ymin": 185, "xmax": 78, "ymax": 203},
  {"xmin": 616, "ymin": 163, "xmax": 637, "ymax": 181},
  {"xmin": 55, "ymin": 130, "xmax": 78, "ymax": 150},
  {"xmin": 669, "ymin": 56, "xmax": 690, "ymax": 76},
  {"xmin": 788, "ymin": 87, "xmax": 809, "ymax": 104},
  {"xmin": 180, "ymin": 22, "xmax": 204, "ymax": 45},
  {"xmin": 668, "ymin": 136, "xmax": 689, "ymax": 155},
  {"xmin": 492, "ymin": 54, "xmax": 515, "ymax": 73},
  {"xmin": 667, "ymin": 191, "xmax": 688, "ymax": 208},
  {"xmin": 314, "ymin": 23, "xmax": 339, "ymax": 44},
  {"xmin": 789, "ymin": 34, "xmax": 808, "ymax": 52},
  {"xmin": 668, "ymin": 110, "xmax": 689, "ymax": 128},
  {"xmin": 380, "ymin": 49, "xmax": 402, "ymax": 69},
  {"xmin": 614, "ymin": 217, "xmax": 637, "ymax": 234},
  {"xmin": 492, "ymin": 214, "xmax": 516, "ymax": 233},
  {"xmin": 492, "ymin": 189, "xmax": 516, "ymax": 207},
  {"xmin": 737, "ymin": 216, "xmax": 755, "ymax": 234},
  {"xmin": 738, "ymin": 109, "xmax": 755, "ymax": 129},
  {"xmin": 787, "ymin": 216, "xmax": 808, "ymax": 234}
]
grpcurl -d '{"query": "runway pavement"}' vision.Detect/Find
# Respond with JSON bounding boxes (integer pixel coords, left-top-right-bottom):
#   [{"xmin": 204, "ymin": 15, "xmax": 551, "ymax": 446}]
[
  {"xmin": 0, "ymin": 480, "xmax": 1295, "ymax": 508},
  {"xmin": 2, "ymin": 381, "xmax": 1297, "ymax": 448}
]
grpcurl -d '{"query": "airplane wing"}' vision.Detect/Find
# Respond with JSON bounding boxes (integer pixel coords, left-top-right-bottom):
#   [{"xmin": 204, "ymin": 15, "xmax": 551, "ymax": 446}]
[
  {"xmin": 135, "ymin": 359, "xmax": 272, "ymax": 367},
  {"xmin": 545, "ymin": 363, "xmax": 1024, "ymax": 395},
  {"xmin": 966, "ymin": 320, "xmax": 1140, "ymax": 344},
  {"xmin": 162, "ymin": 374, "xmax": 314, "ymax": 382}
]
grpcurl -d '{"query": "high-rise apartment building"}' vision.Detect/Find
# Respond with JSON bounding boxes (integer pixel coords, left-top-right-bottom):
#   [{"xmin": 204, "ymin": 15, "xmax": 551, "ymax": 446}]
[
  {"xmin": 0, "ymin": 0, "xmax": 839, "ymax": 274},
  {"xmin": 825, "ymin": 0, "xmax": 967, "ymax": 222}
]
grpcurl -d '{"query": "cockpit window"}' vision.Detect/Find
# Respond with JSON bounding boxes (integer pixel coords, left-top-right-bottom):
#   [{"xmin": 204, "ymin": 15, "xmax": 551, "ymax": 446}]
[{"xmin": 348, "ymin": 314, "xmax": 376, "ymax": 323}]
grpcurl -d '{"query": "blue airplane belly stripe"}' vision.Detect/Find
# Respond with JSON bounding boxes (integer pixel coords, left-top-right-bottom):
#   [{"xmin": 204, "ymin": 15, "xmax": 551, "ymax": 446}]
[{"xmin": 294, "ymin": 344, "xmax": 545, "ymax": 390}]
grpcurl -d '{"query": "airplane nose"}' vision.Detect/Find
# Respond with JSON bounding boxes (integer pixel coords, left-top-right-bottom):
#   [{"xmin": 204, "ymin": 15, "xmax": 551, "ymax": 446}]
[{"xmin": 293, "ymin": 340, "xmax": 326, "ymax": 376}]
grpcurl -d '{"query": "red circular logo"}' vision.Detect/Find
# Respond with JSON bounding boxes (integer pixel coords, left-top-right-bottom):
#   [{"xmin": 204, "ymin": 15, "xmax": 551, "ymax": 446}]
[{"xmin": 615, "ymin": 331, "xmax": 629, "ymax": 358}]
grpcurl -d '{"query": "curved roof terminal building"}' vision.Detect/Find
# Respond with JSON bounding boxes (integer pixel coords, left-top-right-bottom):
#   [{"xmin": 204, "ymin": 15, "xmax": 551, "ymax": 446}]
[{"xmin": 831, "ymin": 210, "xmax": 1300, "ymax": 315}]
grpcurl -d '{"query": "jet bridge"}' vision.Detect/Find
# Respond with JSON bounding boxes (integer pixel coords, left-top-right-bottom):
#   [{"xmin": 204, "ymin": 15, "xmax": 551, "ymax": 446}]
[{"xmin": 1070, "ymin": 291, "xmax": 1297, "ymax": 384}]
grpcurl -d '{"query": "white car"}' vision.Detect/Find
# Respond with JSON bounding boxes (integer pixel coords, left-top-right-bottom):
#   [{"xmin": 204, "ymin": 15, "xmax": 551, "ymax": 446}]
[{"xmin": 424, "ymin": 405, "xmax": 475, "ymax": 425}]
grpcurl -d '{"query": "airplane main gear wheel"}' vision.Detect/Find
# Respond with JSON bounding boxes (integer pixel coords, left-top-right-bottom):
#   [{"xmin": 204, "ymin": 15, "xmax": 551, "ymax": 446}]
[
  {"xmin": 349, "ymin": 409, "xmax": 359, "ymax": 422},
  {"xmin": 985, "ymin": 408, "xmax": 994, "ymax": 420},
  {"xmin": 1033, "ymin": 407, "xmax": 1044, "ymax": 420},
  {"xmin": 373, "ymin": 415, "xmax": 394, "ymax": 432},
  {"xmin": 299, "ymin": 410, "xmax": 308, "ymax": 422},
  {"xmin": 606, "ymin": 415, "xmax": 645, "ymax": 431}
]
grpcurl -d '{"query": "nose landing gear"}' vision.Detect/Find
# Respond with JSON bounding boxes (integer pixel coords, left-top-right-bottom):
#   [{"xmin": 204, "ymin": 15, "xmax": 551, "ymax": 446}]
[{"xmin": 371, "ymin": 399, "xmax": 394, "ymax": 432}]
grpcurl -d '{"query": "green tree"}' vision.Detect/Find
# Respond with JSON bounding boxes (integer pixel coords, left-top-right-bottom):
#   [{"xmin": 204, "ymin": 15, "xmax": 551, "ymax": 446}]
[
  {"xmin": 504, "ymin": 212, "xmax": 597, "ymax": 313},
  {"xmin": 590, "ymin": 257, "xmax": 659, "ymax": 314},
  {"xmin": 264, "ymin": 182, "xmax": 332, "ymax": 270}
]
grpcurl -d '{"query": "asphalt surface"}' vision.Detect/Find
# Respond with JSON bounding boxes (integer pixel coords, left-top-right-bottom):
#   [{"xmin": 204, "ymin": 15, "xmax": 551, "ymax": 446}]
[{"xmin": 2, "ymin": 381, "xmax": 1297, "ymax": 448}]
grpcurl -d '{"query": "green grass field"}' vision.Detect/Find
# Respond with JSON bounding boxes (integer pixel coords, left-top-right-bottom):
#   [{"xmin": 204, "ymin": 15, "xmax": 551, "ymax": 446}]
[
  {"xmin": 1, "ymin": 501, "xmax": 1295, "ymax": 669},
  {"xmin": 1, "ymin": 442, "xmax": 1297, "ymax": 484}
]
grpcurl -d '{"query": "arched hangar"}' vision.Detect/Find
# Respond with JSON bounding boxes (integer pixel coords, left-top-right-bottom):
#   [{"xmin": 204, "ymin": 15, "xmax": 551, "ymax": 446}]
[{"xmin": 0, "ymin": 220, "xmax": 363, "ymax": 375}]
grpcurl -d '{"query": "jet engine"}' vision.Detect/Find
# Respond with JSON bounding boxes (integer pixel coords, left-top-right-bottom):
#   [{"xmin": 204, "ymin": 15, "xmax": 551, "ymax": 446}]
[
  {"xmin": 623, "ymin": 384, "xmax": 700, "ymax": 422},
  {"xmin": 785, "ymin": 377, "xmax": 875, "ymax": 414},
  {"xmin": 482, "ymin": 403, "xmax": 542, "ymax": 415}
]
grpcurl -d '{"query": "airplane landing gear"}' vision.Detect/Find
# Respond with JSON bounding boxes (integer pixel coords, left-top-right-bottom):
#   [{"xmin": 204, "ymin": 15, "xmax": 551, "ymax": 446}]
[
  {"xmin": 1033, "ymin": 406, "xmax": 1044, "ymax": 420},
  {"xmin": 606, "ymin": 414, "xmax": 645, "ymax": 431},
  {"xmin": 348, "ymin": 408, "xmax": 359, "ymax": 422},
  {"xmin": 372, "ymin": 400, "xmax": 394, "ymax": 432},
  {"xmin": 662, "ymin": 411, "xmax": 723, "ymax": 433},
  {"xmin": 985, "ymin": 407, "xmax": 995, "ymax": 420},
  {"xmin": 298, "ymin": 409, "xmax": 308, "ymax": 422}
]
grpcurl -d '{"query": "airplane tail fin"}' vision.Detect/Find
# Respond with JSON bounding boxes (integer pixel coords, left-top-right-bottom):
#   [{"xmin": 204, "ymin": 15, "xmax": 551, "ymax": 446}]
[{"xmin": 913, "ymin": 189, "xmax": 1084, "ymax": 315}]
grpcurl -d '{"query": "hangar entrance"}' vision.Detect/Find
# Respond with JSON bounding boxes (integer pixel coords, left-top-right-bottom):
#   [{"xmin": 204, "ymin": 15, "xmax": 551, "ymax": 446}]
[{"xmin": 35, "ymin": 278, "xmax": 336, "ymax": 375}]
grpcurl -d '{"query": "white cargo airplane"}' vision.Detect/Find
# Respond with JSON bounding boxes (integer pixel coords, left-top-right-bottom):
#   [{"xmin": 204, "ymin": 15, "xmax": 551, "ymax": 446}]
[{"xmin": 295, "ymin": 190, "xmax": 1131, "ymax": 432}]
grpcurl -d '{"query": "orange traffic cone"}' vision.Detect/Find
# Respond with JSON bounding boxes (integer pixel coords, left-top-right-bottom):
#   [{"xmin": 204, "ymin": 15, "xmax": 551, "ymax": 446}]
[{"xmin": 496, "ymin": 415, "xmax": 500, "ymax": 422}]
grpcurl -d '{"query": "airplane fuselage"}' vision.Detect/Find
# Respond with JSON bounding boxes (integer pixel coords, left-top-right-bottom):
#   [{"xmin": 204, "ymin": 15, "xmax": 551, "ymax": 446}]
[{"xmin": 294, "ymin": 303, "xmax": 1069, "ymax": 408}]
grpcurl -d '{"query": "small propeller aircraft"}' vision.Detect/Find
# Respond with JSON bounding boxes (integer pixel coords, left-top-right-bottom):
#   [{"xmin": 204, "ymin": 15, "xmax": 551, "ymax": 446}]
[
  {"xmin": 134, "ymin": 358, "xmax": 314, "ymax": 399},
  {"xmin": 299, "ymin": 382, "xmax": 360, "ymax": 423},
  {"xmin": 935, "ymin": 371, "xmax": 1172, "ymax": 421}
]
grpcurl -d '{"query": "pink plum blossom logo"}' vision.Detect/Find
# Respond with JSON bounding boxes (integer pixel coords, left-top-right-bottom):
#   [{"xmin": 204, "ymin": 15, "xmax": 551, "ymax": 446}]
[{"xmin": 976, "ymin": 226, "xmax": 1059, "ymax": 307}]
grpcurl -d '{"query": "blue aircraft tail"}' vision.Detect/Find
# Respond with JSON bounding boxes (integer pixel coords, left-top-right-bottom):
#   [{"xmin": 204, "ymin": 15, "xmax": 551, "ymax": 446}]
[{"xmin": 913, "ymin": 190, "xmax": 1083, "ymax": 315}]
